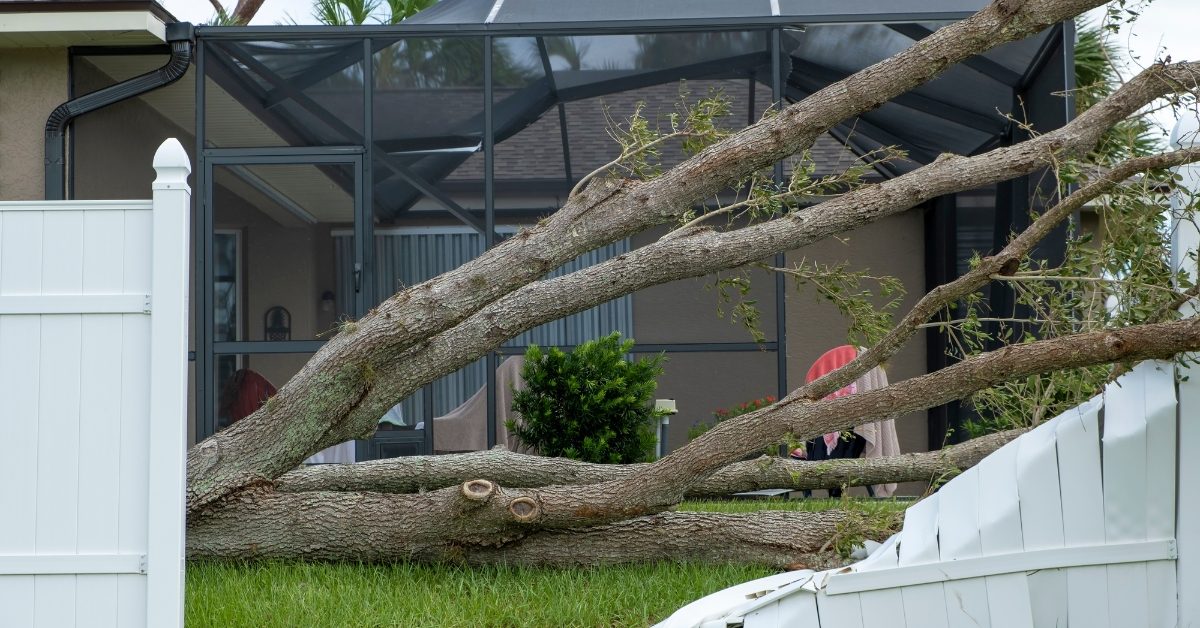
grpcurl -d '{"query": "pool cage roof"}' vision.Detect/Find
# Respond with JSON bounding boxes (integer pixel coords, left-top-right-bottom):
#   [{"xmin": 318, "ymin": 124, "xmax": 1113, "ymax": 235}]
[{"xmin": 194, "ymin": 0, "xmax": 1073, "ymax": 223}]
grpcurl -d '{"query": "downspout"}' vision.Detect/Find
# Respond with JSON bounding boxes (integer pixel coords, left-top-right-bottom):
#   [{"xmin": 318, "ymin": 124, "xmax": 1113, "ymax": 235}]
[{"xmin": 44, "ymin": 22, "xmax": 194, "ymax": 200}]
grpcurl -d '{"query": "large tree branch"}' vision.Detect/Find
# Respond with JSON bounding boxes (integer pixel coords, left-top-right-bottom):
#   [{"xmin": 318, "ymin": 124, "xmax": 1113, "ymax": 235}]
[
  {"xmin": 207, "ymin": 317, "xmax": 1200, "ymax": 552},
  {"xmin": 276, "ymin": 429, "xmax": 1023, "ymax": 497},
  {"xmin": 186, "ymin": 0, "xmax": 1117, "ymax": 516},
  {"xmin": 188, "ymin": 503, "xmax": 855, "ymax": 568}
]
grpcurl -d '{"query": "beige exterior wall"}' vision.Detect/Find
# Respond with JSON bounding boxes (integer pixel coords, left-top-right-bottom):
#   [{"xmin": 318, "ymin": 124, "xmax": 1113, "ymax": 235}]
[
  {"xmin": 0, "ymin": 48, "xmax": 67, "ymax": 200},
  {"xmin": 630, "ymin": 225, "xmax": 779, "ymax": 455}
]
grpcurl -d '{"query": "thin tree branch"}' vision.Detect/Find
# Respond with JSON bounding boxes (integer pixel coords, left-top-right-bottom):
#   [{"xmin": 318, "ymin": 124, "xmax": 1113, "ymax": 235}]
[
  {"xmin": 276, "ymin": 429, "xmax": 1023, "ymax": 496},
  {"xmin": 231, "ymin": 0, "xmax": 266, "ymax": 24}
]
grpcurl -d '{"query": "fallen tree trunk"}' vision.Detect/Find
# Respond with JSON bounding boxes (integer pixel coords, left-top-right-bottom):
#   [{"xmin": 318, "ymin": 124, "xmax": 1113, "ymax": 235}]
[
  {"xmin": 275, "ymin": 429, "xmax": 1024, "ymax": 497},
  {"xmin": 188, "ymin": 506, "xmax": 855, "ymax": 568}
]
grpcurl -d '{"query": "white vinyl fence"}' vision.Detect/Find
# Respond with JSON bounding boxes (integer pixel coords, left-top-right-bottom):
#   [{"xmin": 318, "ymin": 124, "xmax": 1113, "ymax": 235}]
[{"xmin": 0, "ymin": 139, "xmax": 190, "ymax": 628}]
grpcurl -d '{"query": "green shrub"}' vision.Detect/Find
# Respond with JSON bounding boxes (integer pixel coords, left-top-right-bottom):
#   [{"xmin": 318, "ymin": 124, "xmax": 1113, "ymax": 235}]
[{"xmin": 509, "ymin": 333, "xmax": 664, "ymax": 463}]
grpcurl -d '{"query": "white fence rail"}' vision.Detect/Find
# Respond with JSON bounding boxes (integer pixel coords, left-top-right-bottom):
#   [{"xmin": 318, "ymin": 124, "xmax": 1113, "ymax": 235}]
[{"xmin": 0, "ymin": 139, "xmax": 190, "ymax": 628}]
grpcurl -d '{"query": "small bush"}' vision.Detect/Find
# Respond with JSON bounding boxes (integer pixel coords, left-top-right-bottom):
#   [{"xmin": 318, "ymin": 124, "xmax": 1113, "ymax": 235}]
[{"xmin": 509, "ymin": 333, "xmax": 664, "ymax": 463}]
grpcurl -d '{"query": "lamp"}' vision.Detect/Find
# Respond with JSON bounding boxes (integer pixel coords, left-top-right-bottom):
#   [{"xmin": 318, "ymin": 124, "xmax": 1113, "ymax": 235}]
[
  {"xmin": 654, "ymin": 399, "xmax": 677, "ymax": 459},
  {"xmin": 264, "ymin": 306, "xmax": 291, "ymax": 341},
  {"xmin": 320, "ymin": 290, "xmax": 336, "ymax": 313}
]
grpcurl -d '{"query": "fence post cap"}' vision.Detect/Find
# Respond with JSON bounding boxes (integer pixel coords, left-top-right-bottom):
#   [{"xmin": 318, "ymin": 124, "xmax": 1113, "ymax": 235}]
[{"xmin": 153, "ymin": 138, "xmax": 191, "ymax": 188}]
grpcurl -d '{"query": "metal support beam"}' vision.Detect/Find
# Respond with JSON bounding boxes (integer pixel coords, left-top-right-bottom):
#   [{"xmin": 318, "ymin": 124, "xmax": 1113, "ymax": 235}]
[
  {"xmin": 1017, "ymin": 22, "xmax": 1065, "ymax": 92},
  {"xmin": 536, "ymin": 37, "xmax": 574, "ymax": 184},
  {"xmin": 886, "ymin": 23, "xmax": 1023, "ymax": 87},
  {"xmin": 790, "ymin": 59, "xmax": 1007, "ymax": 134},
  {"xmin": 555, "ymin": 52, "xmax": 770, "ymax": 103},
  {"xmin": 496, "ymin": 342, "xmax": 781, "ymax": 355},
  {"xmin": 360, "ymin": 37, "xmax": 375, "ymax": 318},
  {"xmin": 220, "ymin": 41, "xmax": 487, "ymax": 233},
  {"xmin": 485, "ymin": 35, "xmax": 498, "ymax": 451},
  {"xmin": 924, "ymin": 193, "xmax": 962, "ymax": 448},
  {"xmin": 196, "ymin": 38, "xmax": 215, "ymax": 441},
  {"xmin": 261, "ymin": 39, "xmax": 371, "ymax": 108},
  {"xmin": 772, "ymin": 28, "xmax": 789, "ymax": 404}
]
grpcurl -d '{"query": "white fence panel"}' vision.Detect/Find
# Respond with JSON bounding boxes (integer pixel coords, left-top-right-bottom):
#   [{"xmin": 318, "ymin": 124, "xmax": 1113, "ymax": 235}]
[
  {"xmin": 0, "ymin": 139, "xmax": 190, "ymax": 628},
  {"xmin": 1173, "ymin": 113, "xmax": 1200, "ymax": 628},
  {"xmin": 1102, "ymin": 363, "xmax": 1154, "ymax": 627},
  {"xmin": 933, "ymin": 467, "xmax": 992, "ymax": 628},
  {"xmin": 1015, "ymin": 412, "xmax": 1066, "ymax": 627},
  {"xmin": 895, "ymin": 495, "xmax": 949, "ymax": 628},
  {"xmin": 975, "ymin": 440, "xmax": 1034, "ymax": 628}
]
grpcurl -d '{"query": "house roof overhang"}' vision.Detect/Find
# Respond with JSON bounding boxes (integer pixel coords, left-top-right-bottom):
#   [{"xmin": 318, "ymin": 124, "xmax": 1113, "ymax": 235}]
[{"xmin": 0, "ymin": 0, "xmax": 175, "ymax": 47}]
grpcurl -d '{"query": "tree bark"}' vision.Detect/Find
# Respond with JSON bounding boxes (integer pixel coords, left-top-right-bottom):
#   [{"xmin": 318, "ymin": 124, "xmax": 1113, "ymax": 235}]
[
  {"xmin": 275, "ymin": 429, "xmax": 1024, "ymax": 497},
  {"xmin": 185, "ymin": 0, "xmax": 1121, "ymax": 517},
  {"xmin": 188, "ymin": 503, "xmax": 854, "ymax": 568}
]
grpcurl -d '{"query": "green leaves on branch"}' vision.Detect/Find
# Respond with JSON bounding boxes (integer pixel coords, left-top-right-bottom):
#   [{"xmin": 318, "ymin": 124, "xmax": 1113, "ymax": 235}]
[
  {"xmin": 771, "ymin": 260, "xmax": 906, "ymax": 347},
  {"xmin": 508, "ymin": 333, "xmax": 665, "ymax": 464},
  {"xmin": 946, "ymin": 163, "xmax": 1198, "ymax": 437}
]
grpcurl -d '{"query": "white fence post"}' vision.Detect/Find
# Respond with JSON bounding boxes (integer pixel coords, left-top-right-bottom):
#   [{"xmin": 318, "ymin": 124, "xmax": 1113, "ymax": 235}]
[
  {"xmin": 145, "ymin": 138, "xmax": 191, "ymax": 628},
  {"xmin": 1173, "ymin": 110, "xmax": 1200, "ymax": 628}
]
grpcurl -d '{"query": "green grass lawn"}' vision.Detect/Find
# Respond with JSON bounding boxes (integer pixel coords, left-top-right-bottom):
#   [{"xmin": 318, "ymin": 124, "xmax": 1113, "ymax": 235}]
[{"xmin": 186, "ymin": 498, "xmax": 910, "ymax": 628}]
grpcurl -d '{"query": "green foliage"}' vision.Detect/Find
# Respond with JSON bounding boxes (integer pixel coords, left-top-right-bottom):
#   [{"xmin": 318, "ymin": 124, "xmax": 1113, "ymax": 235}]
[
  {"xmin": 310, "ymin": 0, "xmax": 435, "ymax": 25},
  {"xmin": 939, "ymin": 19, "xmax": 1193, "ymax": 438},
  {"xmin": 776, "ymin": 259, "xmax": 906, "ymax": 347},
  {"xmin": 509, "ymin": 333, "xmax": 664, "ymax": 463},
  {"xmin": 687, "ymin": 395, "xmax": 777, "ymax": 440},
  {"xmin": 951, "ymin": 165, "xmax": 1196, "ymax": 437},
  {"xmin": 595, "ymin": 85, "xmax": 734, "ymax": 187}
]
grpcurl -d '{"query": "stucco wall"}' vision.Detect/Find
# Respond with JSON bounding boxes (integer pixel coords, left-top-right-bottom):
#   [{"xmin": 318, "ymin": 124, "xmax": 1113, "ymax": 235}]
[
  {"xmin": 0, "ymin": 48, "xmax": 67, "ymax": 200},
  {"xmin": 72, "ymin": 60, "xmax": 195, "ymax": 199}
]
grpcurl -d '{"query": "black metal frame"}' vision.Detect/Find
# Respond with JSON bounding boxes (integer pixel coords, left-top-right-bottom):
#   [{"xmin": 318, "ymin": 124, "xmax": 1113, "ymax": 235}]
[
  {"xmin": 197, "ymin": 148, "xmax": 367, "ymax": 440},
  {"xmin": 185, "ymin": 13, "xmax": 1074, "ymax": 456}
]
